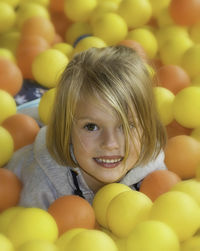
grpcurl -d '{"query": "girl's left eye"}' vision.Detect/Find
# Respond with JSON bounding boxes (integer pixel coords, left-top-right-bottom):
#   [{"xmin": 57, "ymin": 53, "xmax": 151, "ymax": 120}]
[{"xmin": 84, "ymin": 123, "xmax": 99, "ymax": 131}]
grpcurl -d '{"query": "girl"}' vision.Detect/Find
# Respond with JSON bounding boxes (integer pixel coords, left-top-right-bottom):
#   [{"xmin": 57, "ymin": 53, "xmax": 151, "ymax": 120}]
[{"xmin": 6, "ymin": 46, "xmax": 167, "ymax": 210}]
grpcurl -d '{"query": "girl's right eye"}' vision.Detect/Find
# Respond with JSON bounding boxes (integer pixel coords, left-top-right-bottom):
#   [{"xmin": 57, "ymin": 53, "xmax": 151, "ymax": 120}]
[{"xmin": 84, "ymin": 123, "xmax": 99, "ymax": 131}]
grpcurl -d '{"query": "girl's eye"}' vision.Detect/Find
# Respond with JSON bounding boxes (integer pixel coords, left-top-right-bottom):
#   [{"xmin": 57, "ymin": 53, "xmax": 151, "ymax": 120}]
[{"xmin": 84, "ymin": 123, "xmax": 99, "ymax": 131}]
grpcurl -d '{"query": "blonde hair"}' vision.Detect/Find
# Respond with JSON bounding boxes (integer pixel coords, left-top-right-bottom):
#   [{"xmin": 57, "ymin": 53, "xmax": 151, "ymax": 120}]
[{"xmin": 47, "ymin": 46, "xmax": 166, "ymax": 167}]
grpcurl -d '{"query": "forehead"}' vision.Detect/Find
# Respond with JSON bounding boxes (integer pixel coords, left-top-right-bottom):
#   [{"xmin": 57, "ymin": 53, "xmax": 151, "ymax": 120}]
[{"xmin": 74, "ymin": 95, "xmax": 119, "ymax": 120}]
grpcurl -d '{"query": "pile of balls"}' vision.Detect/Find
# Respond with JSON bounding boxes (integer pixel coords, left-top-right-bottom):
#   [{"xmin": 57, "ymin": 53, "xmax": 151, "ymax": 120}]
[{"xmin": 1, "ymin": 0, "xmax": 200, "ymax": 250}]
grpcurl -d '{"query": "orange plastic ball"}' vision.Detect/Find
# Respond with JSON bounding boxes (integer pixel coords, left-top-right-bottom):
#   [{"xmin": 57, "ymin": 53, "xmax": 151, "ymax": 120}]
[
  {"xmin": 49, "ymin": 0, "xmax": 64, "ymax": 13},
  {"xmin": 164, "ymin": 135, "xmax": 200, "ymax": 179},
  {"xmin": 169, "ymin": 0, "xmax": 200, "ymax": 26},
  {"xmin": 0, "ymin": 59, "xmax": 23, "ymax": 96},
  {"xmin": 21, "ymin": 16, "xmax": 56, "ymax": 44},
  {"xmin": 139, "ymin": 169, "xmax": 181, "ymax": 201},
  {"xmin": 166, "ymin": 120, "xmax": 192, "ymax": 138},
  {"xmin": 156, "ymin": 65, "xmax": 190, "ymax": 94},
  {"xmin": 48, "ymin": 195, "xmax": 96, "ymax": 236},
  {"xmin": 118, "ymin": 39, "xmax": 147, "ymax": 61},
  {"xmin": 0, "ymin": 168, "xmax": 22, "ymax": 212},
  {"xmin": 2, "ymin": 114, "xmax": 40, "ymax": 151},
  {"xmin": 16, "ymin": 35, "xmax": 50, "ymax": 79}
]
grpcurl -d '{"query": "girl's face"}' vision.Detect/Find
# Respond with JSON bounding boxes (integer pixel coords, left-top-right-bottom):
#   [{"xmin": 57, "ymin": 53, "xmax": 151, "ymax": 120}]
[{"xmin": 71, "ymin": 96, "xmax": 141, "ymax": 190}]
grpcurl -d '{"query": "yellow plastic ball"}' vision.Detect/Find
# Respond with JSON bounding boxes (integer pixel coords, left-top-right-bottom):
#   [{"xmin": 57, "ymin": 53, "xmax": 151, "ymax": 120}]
[
  {"xmin": 159, "ymin": 35, "xmax": 193, "ymax": 65},
  {"xmin": 0, "ymin": 48, "xmax": 15, "ymax": 63},
  {"xmin": 66, "ymin": 229, "xmax": 118, "ymax": 251},
  {"xmin": 19, "ymin": 0, "xmax": 49, "ymax": 7},
  {"xmin": 189, "ymin": 22, "xmax": 200, "ymax": 43},
  {"xmin": 92, "ymin": 12, "xmax": 128, "ymax": 45},
  {"xmin": 17, "ymin": 240, "xmax": 58, "ymax": 251},
  {"xmin": 117, "ymin": 0, "xmax": 152, "ymax": 28},
  {"xmin": 64, "ymin": 0, "xmax": 97, "ymax": 22},
  {"xmin": 6, "ymin": 207, "xmax": 58, "ymax": 248},
  {"xmin": 52, "ymin": 43, "xmax": 73, "ymax": 58},
  {"xmin": 38, "ymin": 88, "xmax": 56, "ymax": 125},
  {"xmin": 65, "ymin": 22, "xmax": 92, "ymax": 45},
  {"xmin": 0, "ymin": 126, "xmax": 14, "ymax": 167},
  {"xmin": 181, "ymin": 236, "xmax": 200, "ymax": 251},
  {"xmin": 16, "ymin": 2, "xmax": 49, "ymax": 28},
  {"xmin": 0, "ymin": 89, "xmax": 17, "ymax": 124},
  {"xmin": 93, "ymin": 183, "xmax": 131, "ymax": 228},
  {"xmin": 0, "ymin": 206, "xmax": 24, "ymax": 234},
  {"xmin": 149, "ymin": 0, "xmax": 171, "ymax": 17},
  {"xmin": 0, "ymin": 31, "xmax": 20, "ymax": 54},
  {"xmin": 191, "ymin": 75, "xmax": 200, "ymax": 87},
  {"xmin": 181, "ymin": 44, "xmax": 200, "ymax": 78},
  {"xmin": 153, "ymin": 87, "xmax": 175, "ymax": 126},
  {"xmin": 32, "ymin": 49, "xmax": 68, "ymax": 88},
  {"xmin": 149, "ymin": 191, "xmax": 200, "ymax": 241},
  {"xmin": 126, "ymin": 220, "xmax": 180, "ymax": 251},
  {"xmin": 155, "ymin": 25, "xmax": 189, "ymax": 49},
  {"xmin": 0, "ymin": 0, "xmax": 20, "ymax": 8},
  {"xmin": 0, "ymin": 233, "xmax": 14, "ymax": 251},
  {"xmin": 73, "ymin": 36, "xmax": 107, "ymax": 55},
  {"xmin": 173, "ymin": 86, "xmax": 200, "ymax": 128},
  {"xmin": 190, "ymin": 126, "xmax": 200, "ymax": 142},
  {"xmin": 156, "ymin": 7, "xmax": 174, "ymax": 27},
  {"xmin": 0, "ymin": 2, "xmax": 16, "ymax": 34},
  {"xmin": 106, "ymin": 190, "xmax": 153, "ymax": 238},
  {"xmin": 56, "ymin": 228, "xmax": 85, "ymax": 251},
  {"xmin": 126, "ymin": 28, "xmax": 158, "ymax": 59}
]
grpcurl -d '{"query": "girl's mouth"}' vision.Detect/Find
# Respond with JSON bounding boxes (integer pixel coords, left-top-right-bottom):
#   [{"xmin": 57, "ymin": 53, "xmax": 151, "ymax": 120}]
[{"xmin": 93, "ymin": 157, "xmax": 123, "ymax": 168}]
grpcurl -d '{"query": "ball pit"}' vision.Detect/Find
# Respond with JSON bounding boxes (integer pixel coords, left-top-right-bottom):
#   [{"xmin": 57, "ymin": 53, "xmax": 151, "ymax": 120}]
[{"xmin": 0, "ymin": 0, "xmax": 200, "ymax": 250}]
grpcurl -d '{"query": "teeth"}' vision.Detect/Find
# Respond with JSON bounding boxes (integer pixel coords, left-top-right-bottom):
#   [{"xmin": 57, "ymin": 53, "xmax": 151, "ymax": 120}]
[{"xmin": 96, "ymin": 158, "xmax": 121, "ymax": 164}]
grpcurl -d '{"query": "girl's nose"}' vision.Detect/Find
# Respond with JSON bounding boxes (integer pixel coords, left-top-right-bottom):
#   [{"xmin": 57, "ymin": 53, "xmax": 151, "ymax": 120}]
[{"xmin": 101, "ymin": 129, "xmax": 120, "ymax": 150}]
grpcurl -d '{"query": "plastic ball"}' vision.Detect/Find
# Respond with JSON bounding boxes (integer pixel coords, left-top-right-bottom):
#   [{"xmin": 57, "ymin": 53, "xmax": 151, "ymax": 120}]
[
  {"xmin": 16, "ymin": 2, "xmax": 49, "ymax": 28},
  {"xmin": 117, "ymin": 0, "xmax": 152, "ymax": 28},
  {"xmin": 149, "ymin": 191, "xmax": 200, "ymax": 241},
  {"xmin": 0, "ymin": 31, "xmax": 20, "ymax": 54},
  {"xmin": 16, "ymin": 35, "xmax": 50, "ymax": 79},
  {"xmin": 52, "ymin": 43, "xmax": 73, "ymax": 58},
  {"xmin": 38, "ymin": 88, "xmax": 56, "ymax": 125},
  {"xmin": 153, "ymin": 87, "xmax": 175, "ymax": 126},
  {"xmin": 92, "ymin": 12, "xmax": 128, "ymax": 45},
  {"xmin": 32, "ymin": 49, "xmax": 68, "ymax": 88},
  {"xmin": 0, "ymin": 233, "xmax": 14, "ymax": 251},
  {"xmin": 149, "ymin": 0, "xmax": 171, "ymax": 17},
  {"xmin": 190, "ymin": 126, "xmax": 200, "ymax": 142},
  {"xmin": 106, "ymin": 190, "xmax": 153, "ymax": 237},
  {"xmin": 156, "ymin": 65, "xmax": 190, "ymax": 94},
  {"xmin": 164, "ymin": 135, "xmax": 200, "ymax": 179},
  {"xmin": 126, "ymin": 220, "xmax": 180, "ymax": 251},
  {"xmin": 6, "ymin": 207, "xmax": 58, "ymax": 248},
  {"xmin": 181, "ymin": 44, "xmax": 200, "ymax": 78},
  {"xmin": 139, "ymin": 169, "xmax": 181, "ymax": 201},
  {"xmin": 17, "ymin": 240, "xmax": 58, "ymax": 251},
  {"xmin": 0, "ymin": 90, "xmax": 16, "ymax": 124},
  {"xmin": 93, "ymin": 183, "xmax": 131, "ymax": 228},
  {"xmin": 0, "ymin": 48, "xmax": 15, "ymax": 63},
  {"xmin": 65, "ymin": 22, "xmax": 92, "ymax": 45},
  {"xmin": 66, "ymin": 229, "xmax": 118, "ymax": 251},
  {"xmin": 126, "ymin": 28, "xmax": 158, "ymax": 59},
  {"xmin": 21, "ymin": 16, "xmax": 56, "ymax": 44},
  {"xmin": 0, "ymin": 59, "xmax": 23, "ymax": 96},
  {"xmin": 56, "ymin": 228, "xmax": 85, "ymax": 251},
  {"xmin": 0, "ymin": 168, "xmax": 22, "ymax": 212},
  {"xmin": 64, "ymin": 0, "xmax": 97, "ymax": 22},
  {"xmin": 159, "ymin": 35, "xmax": 193, "ymax": 65},
  {"xmin": 118, "ymin": 39, "xmax": 147, "ymax": 61},
  {"xmin": 2, "ymin": 114, "xmax": 40, "ymax": 151},
  {"xmin": 166, "ymin": 120, "xmax": 192, "ymax": 138},
  {"xmin": 0, "ymin": 207, "xmax": 24, "ymax": 234},
  {"xmin": 0, "ymin": 2, "xmax": 16, "ymax": 33},
  {"xmin": 48, "ymin": 195, "xmax": 96, "ymax": 236},
  {"xmin": 173, "ymin": 86, "xmax": 200, "ymax": 128},
  {"xmin": 181, "ymin": 236, "xmax": 200, "ymax": 251},
  {"xmin": 169, "ymin": 0, "xmax": 200, "ymax": 26},
  {"xmin": 72, "ymin": 36, "xmax": 107, "ymax": 55}
]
